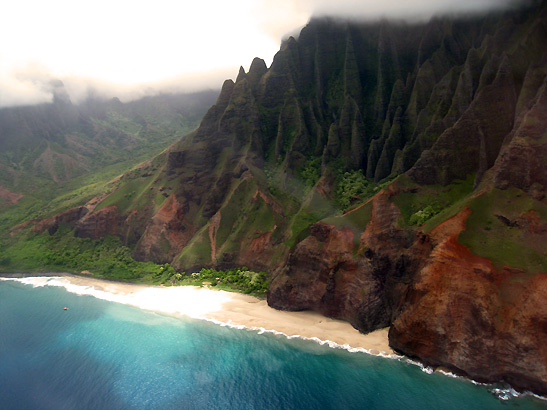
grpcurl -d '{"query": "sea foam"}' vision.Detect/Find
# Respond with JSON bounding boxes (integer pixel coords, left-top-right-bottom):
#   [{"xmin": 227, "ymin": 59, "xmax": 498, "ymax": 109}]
[
  {"xmin": 1, "ymin": 276, "xmax": 399, "ymax": 360},
  {"xmin": 3, "ymin": 275, "xmax": 546, "ymax": 403}
]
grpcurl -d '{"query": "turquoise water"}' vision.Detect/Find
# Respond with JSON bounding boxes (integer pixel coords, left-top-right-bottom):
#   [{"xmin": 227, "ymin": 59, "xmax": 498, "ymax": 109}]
[{"xmin": 0, "ymin": 279, "xmax": 545, "ymax": 410}]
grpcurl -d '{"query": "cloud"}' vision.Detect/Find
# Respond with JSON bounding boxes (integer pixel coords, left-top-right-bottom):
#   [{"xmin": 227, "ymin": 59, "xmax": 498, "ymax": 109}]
[
  {"xmin": 0, "ymin": 0, "xmax": 528, "ymax": 108},
  {"xmin": 0, "ymin": 64, "xmax": 55, "ymax": 107},
  {"xmin": 0, "ymin": 61, "xmax": 236, "ymax": 108},
  {"xmin": 0, "ymin": 1, "xmax": 285, "ymax": 107},
  {"xmin": 308, "ymin": 0, "xmax": 525, "ymax": 20},
  {"xmin": 251, "ymin": 0, "xmax": 311, "ymax": 43}
]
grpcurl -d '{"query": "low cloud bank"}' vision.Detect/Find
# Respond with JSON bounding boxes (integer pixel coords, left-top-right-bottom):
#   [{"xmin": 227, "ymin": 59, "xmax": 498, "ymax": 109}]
[
  {"xmin": 0, "ymin": 0, "xmax": 530, "ymax": 108},
  {"xmin": 308, "ymin": 0, "xmax": 528, "ymax": 20},
  {"xmin": 0, "ymin": 65, "xmax": 229, "ymax": 108}
]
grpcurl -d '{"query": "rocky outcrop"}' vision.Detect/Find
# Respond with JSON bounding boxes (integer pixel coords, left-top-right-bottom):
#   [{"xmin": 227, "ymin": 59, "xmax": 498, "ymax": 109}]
[
  {"xmin": 389, "ymin": 209, "xmax": 547, "ymax": 396},
  {"xmin": 271, "ymin": 175, "xmax": 546, "ymax": 395},
  {"xmin": 269, "ymin": 189, "xmax": 434, "ymax": 333},
  {"xmin": 133, "ymin": 194, "xmax": 196, "ymax": 263},
  {"xmin": 33, "ymin": 206, "xmax": 89, "ymax": 235},
  {"xmin": 74, "ymin": 205, "xmax": 119, "ymax": 239}
]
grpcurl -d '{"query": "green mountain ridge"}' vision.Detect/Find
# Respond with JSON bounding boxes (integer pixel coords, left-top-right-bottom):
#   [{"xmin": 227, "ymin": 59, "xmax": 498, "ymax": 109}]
[
  {"xmin": 0, "ymin": 90, "xmax": 219, "ymax": 188},
  {"xmin": 0, "ymin": 89, "xmax": 218, "ymax": 229},
  {"xmin": 1, "ymin": 1, "xmax": 546, "ymax": 396}
]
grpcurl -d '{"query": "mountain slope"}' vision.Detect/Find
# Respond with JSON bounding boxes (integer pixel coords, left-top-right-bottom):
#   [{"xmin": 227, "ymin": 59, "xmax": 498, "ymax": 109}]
[
  {"xmin": 0, "ymin": 89, "xmax": 218, "ymax": 192},
  {"xmin": 0, "ymin": 89, "xmax": 218, "ymax": 230}
]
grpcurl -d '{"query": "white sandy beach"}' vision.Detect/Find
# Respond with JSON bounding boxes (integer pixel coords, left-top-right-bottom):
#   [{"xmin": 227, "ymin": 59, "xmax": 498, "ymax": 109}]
[{"xmin": 4, "ymin": 273, "xmax": 394, "ymax": 356}]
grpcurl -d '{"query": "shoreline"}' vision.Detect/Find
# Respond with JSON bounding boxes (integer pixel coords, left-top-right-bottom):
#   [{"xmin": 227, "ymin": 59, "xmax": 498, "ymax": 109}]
[
  {"xmin": 3, "ymin": 272, "xmax": 547, "ymax": 402},
  {"xmin": 0, "ymin": 272, "xmax": 394, "ymax": 356}
]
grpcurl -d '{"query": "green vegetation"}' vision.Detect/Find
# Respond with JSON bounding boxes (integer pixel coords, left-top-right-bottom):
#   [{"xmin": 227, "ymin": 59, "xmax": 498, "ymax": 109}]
[
  {"xmin": 215, "ymin": 179, "xmax": 275, "ymax": 248},
  {"xmin": 336, "ymin": 169, "xmax": 371, "ymax": 209},
  {"xmin": 0, "ymin": 227, "xmax": 154, "ymax": 280},
  {"xmin": 332, "ymin": 163, "xmax": 396, "ymax": 211},
  {"xmin": 155, "ymin": 267, "xmax": 268, "ymax": 296},
  {"xmin": 176, "ymin": 228, "xmax": 212, "ymax": 268},
  {"xmin": 263, "ymin": 165, "xmax": 281, "ymax": 197},
  {"xmin": 409, "ymin": 203, "xmax": 444, "ymax": 226},
  {"xmin": 459, "ymin": 187, "xmax": 547, "ymax": 273},
  {"xmin": 0, "ymin": 225, "xmax": 269, "ymax": 295},
  {"xmin": 261, "ymin": 160, "xmax": 391, "ymax": 250},
  {"xmin": 0, "ymin": 91, "xmax": 217, "ymax": 233},
  {"xmin": 286, "ymin": 209, "xmax": 317, "ymax": 248},
  {"xmin": 284, "ymin": 188, "xmax": 335, "ymax": 248},
  {"xmin": 391, "ymin": 174, "xmax": 475, "ymax": 228},
  {"xmin": 301, "ymin": 156, "xmax": 321, "ymax": 188},
  {"xmin": 94, "ymin": 172, "xmax": 159, "ymax": 213}
]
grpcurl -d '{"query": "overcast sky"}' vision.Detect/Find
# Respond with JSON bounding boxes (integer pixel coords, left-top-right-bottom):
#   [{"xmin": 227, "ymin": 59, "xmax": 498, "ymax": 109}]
[{"xmin": 0, "ymin": 0, "xmax": 520, "ymax": 107}]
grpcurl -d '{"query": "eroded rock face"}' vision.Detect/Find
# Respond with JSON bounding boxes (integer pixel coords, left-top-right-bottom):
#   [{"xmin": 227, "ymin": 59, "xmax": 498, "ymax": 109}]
[
  {"xmin": 74, "ymin": 206, "xmax": 119, "ymax": 239},
  {"xmin": 269, "ymin": 190, "xmax": 434, "ymax": 333},
  {"xmin": 236, "ymin": 231, "xmax": 282, "ymax": 274},
  {"xmin": 271, "ymin": 187, "xmax": 547, "ymax": 394},
  {"xmin": 133, "ymin": 194, "xmax": 196, "ymax": 264},
  {"xmin": 33, "ymin": 206, "xmax": 88, "ymax": 235},
  {"xmin": 408, "ymin": 54, "xmax": 517, "ymax": 187},
  {"xmin": 389, "ymin": 209, "xmax": 547, "ymax": 396}
]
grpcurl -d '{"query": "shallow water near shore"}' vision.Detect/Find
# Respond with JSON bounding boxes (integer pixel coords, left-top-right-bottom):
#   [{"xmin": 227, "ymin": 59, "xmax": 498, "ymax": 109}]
[{"xmin": 1, "ymin": 279, "xmax": 545, "ymax": 410}]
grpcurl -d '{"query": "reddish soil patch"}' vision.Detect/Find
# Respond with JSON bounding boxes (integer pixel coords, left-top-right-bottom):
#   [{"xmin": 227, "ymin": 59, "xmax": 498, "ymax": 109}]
[{"xmin": 0, "ymin": 186, "xmax": 23, "ymax": 206}]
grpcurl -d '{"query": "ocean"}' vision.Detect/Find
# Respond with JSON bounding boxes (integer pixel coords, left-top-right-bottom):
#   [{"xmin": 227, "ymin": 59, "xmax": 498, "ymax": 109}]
[{"xmin": 0, "ymin": 278, "xmax": 545, "ymax": 410}]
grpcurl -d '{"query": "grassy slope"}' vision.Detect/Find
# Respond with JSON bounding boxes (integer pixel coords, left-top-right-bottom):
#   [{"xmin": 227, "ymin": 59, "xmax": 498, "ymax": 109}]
[
  {"xmin": 312, "ymin": 169, "xmax": 546, "ymax": 275},
  {"xmin": 459, "ymin": 187, "xmax": 547, "ymax": 272}
]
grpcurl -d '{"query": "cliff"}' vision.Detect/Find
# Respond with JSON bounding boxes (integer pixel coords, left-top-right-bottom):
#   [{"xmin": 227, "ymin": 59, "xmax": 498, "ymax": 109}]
[{"xmin": 21, "ymin": 2, "xmax": 547, "ymax": 395}]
